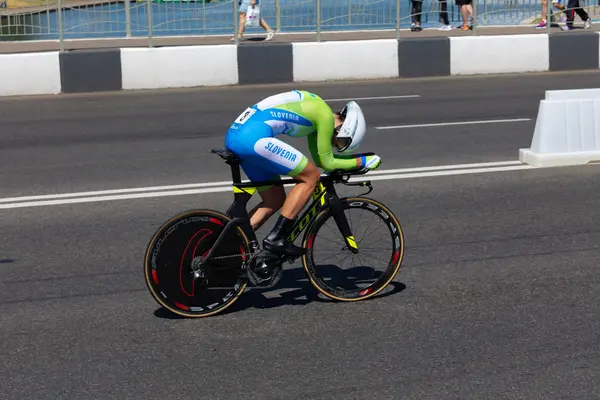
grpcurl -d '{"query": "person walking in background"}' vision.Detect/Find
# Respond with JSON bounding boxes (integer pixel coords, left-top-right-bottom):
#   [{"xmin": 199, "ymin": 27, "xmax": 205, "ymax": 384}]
[
  {"xmin": 561, "ymin": 0, "xmax": 592, "ymax": 30},
  {"xmin": 230, "ymin": 0, "xmax": 275, "ymax": 42},
  {"xmin": 536, "ymin": 0, "xmax": 567, "ymax": 28},
  {"xmin": 455, "ymin": 0, "xmax": 474, "ymax": 30},
  {"xmin": 438, "ymin": 0, "xmax": 452, "ymax": 30},
  {"xmin": 410, "ymin": 0, "xmax": 423, "ymax": 31}
]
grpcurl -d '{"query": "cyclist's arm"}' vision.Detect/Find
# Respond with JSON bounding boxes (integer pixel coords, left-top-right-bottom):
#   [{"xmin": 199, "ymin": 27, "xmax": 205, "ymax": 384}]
[
  {"xmin": 308, "ymin": 107, "xmax": 360, "ymax": 172},
  {"xmin": 307, "ymin": 133, "xmax": 322, "ymax": 169}
]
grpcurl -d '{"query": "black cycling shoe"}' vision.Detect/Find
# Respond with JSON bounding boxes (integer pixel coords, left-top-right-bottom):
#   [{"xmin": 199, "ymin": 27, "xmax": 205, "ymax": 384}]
[
  {"xmin": 262, "ymin": 215, "xmax": 306, "ymax": 258},
  {"xmin": 263, "ymin": 238, "xmax": 306, "ymax": 258}
]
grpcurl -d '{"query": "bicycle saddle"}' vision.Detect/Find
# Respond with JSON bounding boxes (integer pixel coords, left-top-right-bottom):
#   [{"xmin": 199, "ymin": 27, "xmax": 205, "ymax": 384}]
[{"xmin": 211, "ymin": 148, "xmax": 240, "ymax": 162}]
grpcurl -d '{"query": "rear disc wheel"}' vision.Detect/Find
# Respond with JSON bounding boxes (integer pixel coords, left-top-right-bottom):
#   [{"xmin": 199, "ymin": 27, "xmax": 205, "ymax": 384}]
[{"xmin": 144, "ymin": 210, "xmax": 250, "ymax": 318}]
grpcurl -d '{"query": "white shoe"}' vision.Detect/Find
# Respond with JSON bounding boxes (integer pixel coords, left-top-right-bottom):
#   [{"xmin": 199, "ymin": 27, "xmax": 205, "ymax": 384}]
[
  {"xmin": 584, "ymin": 18, "xmax": 592, "ymax": 29},
  {"xmin": 438, "ymin": 24, "xmax": 452, "ymax": 31},
  {"xmin": 265, "ymin": 31, "xmax": 274, "ymax": 41}
]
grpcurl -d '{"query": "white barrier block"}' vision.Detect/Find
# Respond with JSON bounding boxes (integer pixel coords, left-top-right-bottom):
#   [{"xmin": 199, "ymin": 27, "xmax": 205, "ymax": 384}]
[
  {"xmin": 121, "ymin": 45, "xmax": 238, "ymax": 90},
  {"xmin": 519, "ymin": 98, "xmax": 600, "ymax": 167},
  {"xmin": 292, "ymin": 39, "xmax": 398, "ymax": 82},
  {"xmin": 450, "ymin": 35, "xmax": 549, "ymax": 75},
  {"xmin": 0, "ymin": 52, "xmax": 61, "ymax": 96},
  {"xmin": 545, "ymin": 88, "xmax": 600, "ymax": 100}
]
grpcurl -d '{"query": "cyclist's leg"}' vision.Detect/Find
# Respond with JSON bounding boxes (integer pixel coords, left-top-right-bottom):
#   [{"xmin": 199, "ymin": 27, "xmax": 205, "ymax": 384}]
[
  {"xmin": 226, "ymin": 123, "xmax": 285, "ymax": 230},
  {"xmin": 226, "ymin": 123, "xmax": 318, "ymax": 256},
  {"xmin": 244, "ymin": 161, "xmax": 320, "ymax": 232},
  {"xmin": 248, "ymin": 136, "xmax": 319, "ymax": 256},
  {"xmin": 238, "ymin": 166, "xmax": 285, "ymax": 231},
  {"xmin": 240, "ymin": 159, "xmax": 319, "ymax": 232},
  {"xmin": 244, "ymin": 154, "xmax": 320, "ymax": 251},
  {"xmin": 279, "ymin": 159, "xmax": 320, "ymax": 220}
]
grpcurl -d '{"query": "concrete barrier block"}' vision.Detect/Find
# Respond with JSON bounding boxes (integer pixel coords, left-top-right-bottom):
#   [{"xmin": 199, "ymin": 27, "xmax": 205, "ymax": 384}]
[
  {"xmin": 292, "ymin": 39, "xmax": 398, "ymax": 82},
  {"xmin": 450, "ymin": 34, "xmax": 549, "ymax": 75},
  {"xmin": 237, "ymin": 43, "xmax": 293, "ymax": 85},
  {"xmin": 398, "ymin": 37, "xmax": 450, "ymax": 78},
  {"xmin": 549, "ymin": 32, "xmax": 599, "ymax": 71},
  {"xmin": 0, "ymin": 51, "xmax": 61, "ymax": 96},
  {"xmin": 121, "ymin": 45, "xmax": 238, "ymax": 90},
  {"xmin": 519, "ymin": 96, "xmax": 600, "ymax": 167},
  {"xmin": 59, "ymin": 49, "xmax": 122, "ymax": 93},
  {"xmin": 545, "ymin": 88, "xmax": 600, "ymax": 100}
]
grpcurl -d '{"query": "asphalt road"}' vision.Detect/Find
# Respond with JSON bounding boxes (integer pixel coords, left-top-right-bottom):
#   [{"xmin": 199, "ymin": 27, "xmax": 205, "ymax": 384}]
[{"xmin": 2, "ymin": 71, "xmax": 600, "ymax": 399}]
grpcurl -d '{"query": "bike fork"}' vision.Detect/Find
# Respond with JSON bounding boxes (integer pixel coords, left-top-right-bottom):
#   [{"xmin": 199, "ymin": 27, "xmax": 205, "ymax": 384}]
[{"xmin": 327, "ymin": 194, "xmax": 359, "ymax": 254}]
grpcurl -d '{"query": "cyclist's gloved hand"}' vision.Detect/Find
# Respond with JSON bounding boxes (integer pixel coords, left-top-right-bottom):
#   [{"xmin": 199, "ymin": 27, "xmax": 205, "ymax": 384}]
[{"xmin": 360, "ymin": 154, "xmax": 382, "ymax": 170}]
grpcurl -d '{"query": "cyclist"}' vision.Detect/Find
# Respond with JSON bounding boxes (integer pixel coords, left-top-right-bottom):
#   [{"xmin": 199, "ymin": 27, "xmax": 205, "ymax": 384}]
[{"xmin": 225, "ymin": 90, "xmax": 382, "ymax": 258}]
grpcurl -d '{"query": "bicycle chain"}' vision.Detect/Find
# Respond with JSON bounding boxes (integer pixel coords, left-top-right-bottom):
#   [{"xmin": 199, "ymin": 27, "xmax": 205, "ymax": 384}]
[
  {"xmin": 191, "ymin": 249, "xmax": 284, "ymax": 288},
  {"xmin": 198, "ymin": 249, "xmax": 284, "ymax": 262},
  {"xmin": 199, "ymin": 252, "xmax": 260, "ymax": 261}
]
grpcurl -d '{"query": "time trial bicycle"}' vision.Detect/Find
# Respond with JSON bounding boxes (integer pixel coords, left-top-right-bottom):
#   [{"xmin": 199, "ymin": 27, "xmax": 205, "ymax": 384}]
[{"xmin": 143, "ymin": 148, "xmax": 405, "ymax": 318}]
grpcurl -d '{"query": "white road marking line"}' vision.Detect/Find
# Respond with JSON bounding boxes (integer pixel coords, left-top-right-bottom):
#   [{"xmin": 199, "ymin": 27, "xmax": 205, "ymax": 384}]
[
  {"xmin": 0, "ymin": 161, "xmax": 521, "ymax": 204},
  {"xmin": 375, "ymin": 118, "xmax": 532, "ymax": 130},
  {"xmin": 324, "ymin": 95, "xmax": 420, "ymax": 102},
  {"xmin": 0, "ymin": 162, "xmax": 538, "ymax": 210},
  {"xmin": 367, "ymin": 160, "xmax": 522, "ymax": 175},
  {"xmin": 0, "ymin": 181, "xmax": 232, "ymax": 203},
  {"xmin": 0, "ymin": 187, "xmax": 233, "ymax": 209},
  {"xmin": 355, "ymin": 164, "xmax": 537, "ymax": 183}
]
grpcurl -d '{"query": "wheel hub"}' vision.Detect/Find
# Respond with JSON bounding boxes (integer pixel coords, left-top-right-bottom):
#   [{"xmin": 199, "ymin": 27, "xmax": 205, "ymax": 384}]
[{"xmin": 190, "ymin": 256, "xmax": 206, "ymax": 279}]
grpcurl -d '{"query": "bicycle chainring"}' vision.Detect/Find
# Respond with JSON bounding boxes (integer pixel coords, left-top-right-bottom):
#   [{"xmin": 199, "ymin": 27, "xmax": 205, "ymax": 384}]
[{"xmin": 247, "ymin": 250, "xmax": 284, "ymax": 288}]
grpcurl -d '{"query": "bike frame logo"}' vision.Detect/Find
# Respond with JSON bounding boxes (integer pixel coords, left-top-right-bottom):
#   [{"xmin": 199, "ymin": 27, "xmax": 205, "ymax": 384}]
[{"xmin": 288, "ymin": 183, "xmax": 326, "ymax": 242}]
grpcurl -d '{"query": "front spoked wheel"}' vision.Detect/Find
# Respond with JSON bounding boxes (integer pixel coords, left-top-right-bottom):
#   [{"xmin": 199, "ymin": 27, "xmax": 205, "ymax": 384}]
[
  {"xmin": 144, "ymin": 210, "xmax": 251, "ymax": 318},
  {"xmin": 301, "ymin": 197, "xmax": 405, "ymax": 301}
]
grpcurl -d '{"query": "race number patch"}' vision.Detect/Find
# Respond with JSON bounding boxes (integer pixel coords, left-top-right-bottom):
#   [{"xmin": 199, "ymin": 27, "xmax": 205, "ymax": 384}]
[{"xmin": 234, "ymin": 107, "xmax": 257, "ymax": 125}]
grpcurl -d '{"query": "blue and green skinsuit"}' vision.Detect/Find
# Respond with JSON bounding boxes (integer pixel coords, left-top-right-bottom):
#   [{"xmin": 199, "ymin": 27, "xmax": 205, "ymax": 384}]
[{"xmin": 225, "ymin": 90, "xmax": 362, "ymax": 188}]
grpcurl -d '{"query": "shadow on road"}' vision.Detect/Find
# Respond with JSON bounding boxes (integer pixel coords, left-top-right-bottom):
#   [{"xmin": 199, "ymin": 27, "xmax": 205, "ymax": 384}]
[
  {"xmin": 0, "ymin": 259, "xmax": 15, "ymax": 264},
  {"xmin": 153, "ymin": 264, "xmax": 406, "ymax": 319}
]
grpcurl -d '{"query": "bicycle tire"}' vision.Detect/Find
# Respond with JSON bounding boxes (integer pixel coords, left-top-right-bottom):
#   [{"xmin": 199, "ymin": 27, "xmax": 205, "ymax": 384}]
[
  {"xmin": 301, "ymin": 197, "xmax": 405, "ymax": 302},
  {"xmin": 144, "ymin": 209, "xmax": 250, "ymax": 318}
]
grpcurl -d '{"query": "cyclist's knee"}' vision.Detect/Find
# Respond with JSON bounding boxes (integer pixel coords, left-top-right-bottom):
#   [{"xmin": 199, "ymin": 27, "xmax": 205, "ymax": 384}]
[{"xmin": 295, "ymin": 160, "xmax": 320, "ymax": 189}]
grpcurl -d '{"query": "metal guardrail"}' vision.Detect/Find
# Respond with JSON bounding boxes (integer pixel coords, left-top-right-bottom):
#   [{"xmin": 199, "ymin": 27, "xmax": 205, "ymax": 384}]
[{"xmin": 0, "ymin": 0, "xmax": 598, "ymax": 43}]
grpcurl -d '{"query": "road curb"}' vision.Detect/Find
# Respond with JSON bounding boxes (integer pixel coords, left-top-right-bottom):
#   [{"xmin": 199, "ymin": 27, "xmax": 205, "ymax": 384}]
[{"xmin": 1, "ymin": 33, "xmax": 599, "ymax": 97}]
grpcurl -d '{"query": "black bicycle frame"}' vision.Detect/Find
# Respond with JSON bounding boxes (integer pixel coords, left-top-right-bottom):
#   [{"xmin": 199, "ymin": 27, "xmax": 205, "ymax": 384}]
[{"xmin": 207, "ymin": 149, "xmax": 369, "ymax": 258}]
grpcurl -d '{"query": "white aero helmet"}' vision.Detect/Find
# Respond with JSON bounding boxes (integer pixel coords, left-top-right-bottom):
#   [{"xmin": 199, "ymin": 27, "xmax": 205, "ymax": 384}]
[{"xmin": 333, "ymin": 101, "xmax": 366, "ymax": 154}]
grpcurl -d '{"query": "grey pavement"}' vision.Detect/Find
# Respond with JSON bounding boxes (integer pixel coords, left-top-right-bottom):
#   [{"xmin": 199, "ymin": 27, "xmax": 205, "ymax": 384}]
[
  {"xmin": 2, "ymin": 70, "xmax": 599, "ymax": 198},
  {"xmin": 1, "ymin": 72, "xmax": 600, "ymax": 399},
  {"xmin": 2, "ymin": 23, "xmax": 599, "ymax": 53}
]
